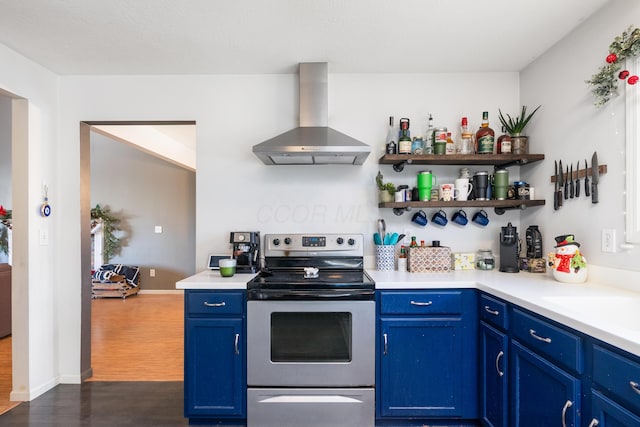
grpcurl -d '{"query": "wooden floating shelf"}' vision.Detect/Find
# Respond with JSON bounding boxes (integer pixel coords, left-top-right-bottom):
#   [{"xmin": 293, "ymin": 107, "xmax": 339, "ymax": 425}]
[
  {"xmin": 379, "ymin": 153, "xmax": 545, "ymax": 167},
  {"xmin": 379, "ymin": 199, "xmax": 545, "ymax": 210},
  {"xmin": 550, "ymin": 164, "xmax": 607, "ymax": 183}
]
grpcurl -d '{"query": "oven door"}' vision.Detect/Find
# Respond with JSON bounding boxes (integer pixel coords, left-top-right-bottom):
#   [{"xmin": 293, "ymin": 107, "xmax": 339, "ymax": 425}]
[{"xmin": 247, "ymin": 300, "xmax": 375, "ymax": 387}]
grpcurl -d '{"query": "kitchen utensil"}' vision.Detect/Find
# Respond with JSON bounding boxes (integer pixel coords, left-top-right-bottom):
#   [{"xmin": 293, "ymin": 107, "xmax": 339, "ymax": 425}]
[
  {"xmin": 591, "ymin": 151, "xmax": 599, "ymax": 203},
  {"xmin": 554, "ymin": 161, "xmax": 561, "ymax": 210},
  {"xmin": 575, "ymin": 161, "xmax": 580, "ymax": 198},
  {"xmin": 563, "ymin": 162, "xmax": 569, "ymax": 200},
  {"xmin": 377, "ymin": 219, "xmax": 386, "ymax": 241},
  {"xmin": 389, "ymin": 232, "xmax": 399, "ymax": 245},
  {"xmin": 373, "ymin": 233, "xmax": 382, "ymax": 245},
  {"xmin": 584, "ymin": 159, "xmax": 590, "ymax": 197},
  {"xmin": 569, "ymin": 163, "xmax": 574, "ymax": 198},
  {"xmin": 558, "ymin": 160, "xmax": 564, "ymax": 204}
]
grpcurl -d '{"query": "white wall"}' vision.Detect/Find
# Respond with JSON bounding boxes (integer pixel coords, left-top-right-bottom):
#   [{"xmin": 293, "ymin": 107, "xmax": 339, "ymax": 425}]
[
  {"xmin": 520, "ymin": 0, "xmax": 640, "ymax": 271},
  {"xmin": 0, "ymin": 94, "xmax": 11, "ymax": 265}
]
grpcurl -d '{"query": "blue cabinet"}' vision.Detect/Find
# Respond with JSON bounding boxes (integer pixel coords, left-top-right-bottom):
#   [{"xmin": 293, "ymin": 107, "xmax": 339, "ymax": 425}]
[
  {"xmin": 511, "ymin": 340, "xmax": 580, "ymax": 427},
  {"xmin": 589, "ymin": 390, "xmax": 640, "ymax": 427},
  {"xmin": 480, "ymin": 322, "xmax": 508, "ymax": 427},
  {"xmin": 377, "ymin": 290, "xmax": 478, "ymax": 420},
  {"xmin": 184, "ymin": 290, "xmax": 246, "ymax": 422}
]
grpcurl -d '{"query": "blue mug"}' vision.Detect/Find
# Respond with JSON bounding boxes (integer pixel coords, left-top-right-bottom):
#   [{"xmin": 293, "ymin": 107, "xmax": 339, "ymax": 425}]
[
  {"xmin": 431, "ymin": 209, "xmax": 448, "ymax": 227},
  {"xmin": 412, "ymin": 209, "xmax": 428, "ymax": 226},
  {"xmin": 452, "ymin": 209, "xmax": 468, "ymax": 226},
  {"xmin": 472, "ymin": 209, "xmax": 490, "ymax": 226}
]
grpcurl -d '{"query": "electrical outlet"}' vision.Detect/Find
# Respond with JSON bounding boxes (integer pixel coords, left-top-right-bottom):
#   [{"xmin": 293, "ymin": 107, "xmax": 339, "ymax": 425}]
[
  {"xmin": 150, "ymin": 268, "xmax": 156, "ymax": 277},
  {"xmin": 602, "ymin": 229, "xmax": 616, "ymax": 253}
]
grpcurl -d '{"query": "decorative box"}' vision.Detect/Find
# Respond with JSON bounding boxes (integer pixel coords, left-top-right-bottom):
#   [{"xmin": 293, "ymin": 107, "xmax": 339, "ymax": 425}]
[
  {"xmin": 528, "ymin": 257, "xmax": 547, "ymax": 273},
  {"xmin": 453, "ymin": 253, "xmax": 476, "ymax": 270},
  {"xmin": 408, "ymin": 246, "xmax": 451, "ymax": 273}
]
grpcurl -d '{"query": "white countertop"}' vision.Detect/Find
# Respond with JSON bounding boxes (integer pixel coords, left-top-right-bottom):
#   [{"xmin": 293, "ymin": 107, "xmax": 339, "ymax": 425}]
[{"xmin": 177, "ymin": 268, "xmax": 640, "ymax": 358}]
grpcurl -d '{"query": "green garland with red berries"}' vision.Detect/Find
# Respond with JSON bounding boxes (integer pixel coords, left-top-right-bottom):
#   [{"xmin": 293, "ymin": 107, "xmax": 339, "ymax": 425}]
[{"xmin": 587, "ymin": 26, "xmax": 640, "ymax": 107}]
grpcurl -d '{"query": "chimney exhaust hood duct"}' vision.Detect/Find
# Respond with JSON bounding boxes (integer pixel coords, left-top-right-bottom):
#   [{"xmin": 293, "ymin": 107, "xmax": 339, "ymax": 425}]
[{"xmin": 252, "ymin": 62, "xmax": 371, "ymax": 165}]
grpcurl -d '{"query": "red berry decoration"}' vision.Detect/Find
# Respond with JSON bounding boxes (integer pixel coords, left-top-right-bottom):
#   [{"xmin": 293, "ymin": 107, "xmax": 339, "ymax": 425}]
[
  {"xmin": 619, "ymin": 70, "xmax": 630, "ymax": 79},
  {"xmin": 628, "ymin": 75, "xmax": 639, "ymax": 85},
  {"xmin": 606, "ymin": 53, "xmax": 618, "ymax": 63}
]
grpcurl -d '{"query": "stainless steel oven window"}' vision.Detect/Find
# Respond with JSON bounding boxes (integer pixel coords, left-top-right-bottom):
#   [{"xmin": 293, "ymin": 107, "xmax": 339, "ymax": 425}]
[{"xmin": 270, "ymin": 312, "xmax": 352, "ymax": 362}]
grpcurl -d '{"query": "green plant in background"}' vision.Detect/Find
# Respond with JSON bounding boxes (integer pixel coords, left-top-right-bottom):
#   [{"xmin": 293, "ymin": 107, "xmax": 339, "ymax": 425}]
[
  {"xmin": 376, "ymin": 171, "xmax": 396, "ymax": 195},
  {"xmin": 498, "ymin": 105, "xmax": 541, "ymax": 136},
  {"xmin": 91, "ymin": 204, "xmax": 122, "ymax": 263}
]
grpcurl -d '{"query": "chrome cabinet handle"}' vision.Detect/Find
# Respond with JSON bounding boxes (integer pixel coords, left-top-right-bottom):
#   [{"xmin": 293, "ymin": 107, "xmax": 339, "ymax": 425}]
[
  {"xmin": 484, "ymin": 305, "xmax": 500, "ymax": 316},
  {"xmin": 204, "ymin": 301, "xmax": 226, "ymax": 307},
  {"xmin": 410, "ymin": 300, "xmax": 433, "ymax": 306},
  {"xmin": 234, "ymin": 334, "xmax": 240, "ymax": 355},
  {"xmin": 383, "ymin": 333, "xmax": 388, "ymax": 355},
  {"xmin": 496, "ymin": 350, "xmax": 504, "ymax": 377},
  {"xmin": 529, "ymin": 329, "xmax": 552, "ymax": 343},
  {"xmin": 561, "ymin": 400, "xmax": 573, "ymax": 427},
  {"xmin": 630, "ymin": 381, "xmax": 640, "ymax": 394},
  {"xmin": 588, "ymin": 419, "xmax": 599, "ymax": 427}
]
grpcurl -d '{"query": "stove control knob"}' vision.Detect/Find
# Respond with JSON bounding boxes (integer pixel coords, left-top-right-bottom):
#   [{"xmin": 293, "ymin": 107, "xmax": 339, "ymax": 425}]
[
  {"xmin": 336, "ymin": 237, "xmax": 344, "ymax": 245},
  {"xmin": 348, "ymin": 238, "xmax": 356, "ymax": 246},
  {"xmin": 272, "ymin": 238, "xmax": 280, "ymax": 246},
  {"xmin": 284, "ymin": 237, "xmax": 292, "ymax": 245}
]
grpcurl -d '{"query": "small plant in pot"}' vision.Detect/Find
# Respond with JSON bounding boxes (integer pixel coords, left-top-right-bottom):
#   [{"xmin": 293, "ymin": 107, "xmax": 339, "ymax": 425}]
[
  {"xmin": 497, "ymin": 105, "xmax": 541, "ymax": 154},
  {"xmin": 376, "ymin": 171, "xmax": 396, "ymax": 203}
]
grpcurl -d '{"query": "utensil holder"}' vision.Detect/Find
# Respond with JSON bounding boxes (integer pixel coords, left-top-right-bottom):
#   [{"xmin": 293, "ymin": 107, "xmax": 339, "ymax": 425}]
[{"xmin": 375, "ymin": 245, "xmax": 395, "ymax": 271}]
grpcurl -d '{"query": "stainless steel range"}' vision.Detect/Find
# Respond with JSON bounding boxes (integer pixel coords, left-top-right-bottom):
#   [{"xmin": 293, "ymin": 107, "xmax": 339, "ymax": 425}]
[{"xmin": 246, "ymin": 233, "xmax": 375, "ymax": 427}]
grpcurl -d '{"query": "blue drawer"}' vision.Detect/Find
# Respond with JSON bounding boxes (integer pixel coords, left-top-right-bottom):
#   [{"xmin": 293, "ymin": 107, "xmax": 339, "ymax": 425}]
[
  {"xmin": 511, "ymin": 308, "xmax": 583, "ymax": 374},
  {"xmin": 479, "ymin": 293, "xmax": 508, "ymax": 330},
  {"xmin": 379, "ymin": 291, "xmax": 462, "ymax": 315},
  {"xmin": 593, "ymin": 345, "xmax": 640, "ymax": 415},
  {"xmin": 186, "ymin": 291, "xmax": 244, "ymax": 316}
]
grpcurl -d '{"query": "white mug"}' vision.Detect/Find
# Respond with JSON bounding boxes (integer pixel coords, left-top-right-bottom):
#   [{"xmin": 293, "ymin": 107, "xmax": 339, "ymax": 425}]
[{"xmin": 455, "ymin": 178, "xmax": 473, "ymax": 201}]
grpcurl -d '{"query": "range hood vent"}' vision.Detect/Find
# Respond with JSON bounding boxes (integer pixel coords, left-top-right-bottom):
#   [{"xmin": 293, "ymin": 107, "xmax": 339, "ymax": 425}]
[{"xmin": 253, "ymin": 63, "xmax": 371, "ymax": 165}]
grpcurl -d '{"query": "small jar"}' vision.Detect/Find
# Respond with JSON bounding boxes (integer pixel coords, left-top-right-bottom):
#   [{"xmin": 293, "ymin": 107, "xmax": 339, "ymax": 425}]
[{"xmin": 476, "ymin": 249, "xmax": 495, "ymax": 270}]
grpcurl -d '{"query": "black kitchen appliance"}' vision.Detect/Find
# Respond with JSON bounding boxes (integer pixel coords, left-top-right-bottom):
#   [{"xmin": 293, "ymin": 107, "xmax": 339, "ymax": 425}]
[
  {"xmin": 246, "ymin": 233, "xmax": 375, "ymax": 427},
  {"xmin": 230, "ymin": 231, "xmax": 261, "ymax": 273},
  {"xmin": 499, "ymin": 222, "xmax": 520, "ymax": 273}
]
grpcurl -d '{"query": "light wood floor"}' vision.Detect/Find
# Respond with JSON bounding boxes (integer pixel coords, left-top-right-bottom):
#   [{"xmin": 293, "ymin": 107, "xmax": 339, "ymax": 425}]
[{"xmin": 0, "ymin": 293, "xmax": 184, "ymax": 413}]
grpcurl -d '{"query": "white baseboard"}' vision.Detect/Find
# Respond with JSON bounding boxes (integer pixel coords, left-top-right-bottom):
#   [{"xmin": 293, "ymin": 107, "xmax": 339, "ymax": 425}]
[{"xmin": 11, "ymin": 377, "xmax": 60, "ymax": 402}]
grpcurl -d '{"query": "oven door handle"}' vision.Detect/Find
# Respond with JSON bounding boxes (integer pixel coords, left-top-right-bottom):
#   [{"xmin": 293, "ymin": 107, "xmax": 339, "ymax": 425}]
[{"xmin": 258, "ymin": 394, "xmax": 367, "ymax": 404}]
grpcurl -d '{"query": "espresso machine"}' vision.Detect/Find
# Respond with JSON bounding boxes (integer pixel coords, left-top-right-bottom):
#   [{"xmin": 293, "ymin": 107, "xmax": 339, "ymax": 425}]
[
  {"xmin": 499, "ymin": 222, "xmax": 520, "ymax": 273},
  {"xmin": 230, "ymin": 231, "xmax": 261, "ymax": 273}
]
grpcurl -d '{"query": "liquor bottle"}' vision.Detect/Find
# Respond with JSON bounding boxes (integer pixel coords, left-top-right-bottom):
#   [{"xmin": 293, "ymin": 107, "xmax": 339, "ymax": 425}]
[
  {"xmin": 476, "ymin": 111, "xmax": 495, "ymax": 154},
  {"xmin": 497, "ymin": 126, "xmax": 511, "ymax": 154},
  {"xmin": 385, "ymin": 116, "xmax": 397, "ymax": 154},
  {"xmin": 398, "ymin": 118, "xmax": 411, "ymax": 139},
  {"xmin": 445, "ymin": 132, "xmax": 455, "ymax": 155},
  {"xmin": 424, "ymin": 114, "xmax": 435, "ymax": 154},
  {"xmin": 398, "ymin": 119, "xmax": 412, "ymax": 154}
]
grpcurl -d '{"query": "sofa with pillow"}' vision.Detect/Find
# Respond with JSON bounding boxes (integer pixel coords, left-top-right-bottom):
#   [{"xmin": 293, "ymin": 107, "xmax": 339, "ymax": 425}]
[{"xmin": 91, "ymin": 264, "xmax": 140, "ymax": 299}]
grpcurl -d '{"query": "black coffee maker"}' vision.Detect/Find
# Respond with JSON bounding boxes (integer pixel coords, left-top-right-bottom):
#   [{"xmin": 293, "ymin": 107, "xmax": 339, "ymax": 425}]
[
  {"xmin": 499, "ymin": 222, "xmax": 520, "ymax": 273},
  {"xmin": 230, "ymin": 231, "xmax": 261, "ymax": 273}
]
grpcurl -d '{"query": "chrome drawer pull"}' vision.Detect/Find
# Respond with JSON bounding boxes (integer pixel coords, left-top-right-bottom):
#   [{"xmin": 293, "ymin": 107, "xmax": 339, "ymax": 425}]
[
  {"xmin": 588, "ymin": 419, "xmax": 599, "ymax": 427},
  {"xmin": 383, "ymin": 333, "xmax": 388, "ymax": 355},
  {"xmin": 234, "ymin": 334, "xmax": 240, "ymax": 355},
  {"xmin": 630, "ymin": 381, "xmax": 640, "ymax": 394},
  {"xmin": 410, "ymin": 300, "xmax": 433, "ymax": 306},
  {"xmin": 203, "ymin": 301, "xmax": 226, "ymax": 307},
  {"xmin": 561, "ymin": 400, "xmax": 573, "ymax": 427},
  {"xmin": 484, "ymin": 305, "xmax": 500, "ymax": 316},
  {"xmin": 529, "ymin": 329, "xmax": 552, "ymax": 343},
  {"xmin": 496, "ymin": 350, "xmax": 504, "ymax": 377}
]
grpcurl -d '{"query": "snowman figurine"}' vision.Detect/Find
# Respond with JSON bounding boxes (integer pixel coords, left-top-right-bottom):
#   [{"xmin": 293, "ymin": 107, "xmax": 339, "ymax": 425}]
[{"xmin": 547, "ymin": 234, "xmax": 588, "ymax": 283}]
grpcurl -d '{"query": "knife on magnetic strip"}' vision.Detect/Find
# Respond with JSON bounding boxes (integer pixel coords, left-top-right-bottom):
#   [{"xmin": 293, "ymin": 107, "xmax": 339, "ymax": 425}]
[{"xmin": 591, "ymin": 152, "xmax": 599, "ymax": 204}]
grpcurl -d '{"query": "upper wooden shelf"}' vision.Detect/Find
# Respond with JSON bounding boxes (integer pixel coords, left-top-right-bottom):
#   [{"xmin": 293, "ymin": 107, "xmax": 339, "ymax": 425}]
[{"xmin": 379, "ymin": 153, "xmax": 545, "ymax": 171}]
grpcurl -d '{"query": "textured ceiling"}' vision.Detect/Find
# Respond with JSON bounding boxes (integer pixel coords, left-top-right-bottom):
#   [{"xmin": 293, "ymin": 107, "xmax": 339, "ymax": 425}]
[{"xmin": 0, "ymin": 0, "xmax": 611, "ymax": 75}]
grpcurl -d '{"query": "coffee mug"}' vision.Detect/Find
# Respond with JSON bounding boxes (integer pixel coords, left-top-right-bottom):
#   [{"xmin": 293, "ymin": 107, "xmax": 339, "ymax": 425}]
[
  {"xmin": 439, "ymin": 183, "xmax": 458, "ymax": 202},
  {"xmin": 472, "ymin": 209, "xmax": 490, "ymax": 226},
  {"xmin": 454, "ymin": 178, "xmax": 473, "ymax": 201},
  {"xmin": 431, "ymin": 209, "xmax": 448, "ymax": 226},
  {"xmin": 452, "ymin": 209, "xmax": 468, "ymax": 226},
  {"xmin": 412, "ymin": 209, "xmax": 428, "ymax": 226}
]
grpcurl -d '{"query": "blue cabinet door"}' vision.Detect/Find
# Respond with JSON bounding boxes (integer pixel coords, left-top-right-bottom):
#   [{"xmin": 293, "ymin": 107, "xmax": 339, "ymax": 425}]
[
  {"xmin": 590, "ymin": 390, "xmax": 640, "ymax": 427},
  {"xmin": 185, "ymin": 317, "xmax": 245, "ymax": 417},
  {"xmin": 511, "ymin": 340, "xmax": 580, "ymax": 427},
  {"xmin": 481, "ymin": 322, "xmax": 508, "ymax": 427},
  {"xmin": 378, "ymin": 317, "xmax": 464, "ymax": 417}
]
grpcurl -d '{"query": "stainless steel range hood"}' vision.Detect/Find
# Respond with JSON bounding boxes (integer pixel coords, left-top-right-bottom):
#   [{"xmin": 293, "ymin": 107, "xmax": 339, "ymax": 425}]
[{"xmin": 253, "ymin": 63, "xmax": 371, "ymax": 165}]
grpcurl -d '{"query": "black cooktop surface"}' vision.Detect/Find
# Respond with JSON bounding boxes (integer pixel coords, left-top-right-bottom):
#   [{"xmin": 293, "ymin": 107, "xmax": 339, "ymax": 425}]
[{"xmin": 248, "ymin": 269, "xmax": 374, "ymax": 288}]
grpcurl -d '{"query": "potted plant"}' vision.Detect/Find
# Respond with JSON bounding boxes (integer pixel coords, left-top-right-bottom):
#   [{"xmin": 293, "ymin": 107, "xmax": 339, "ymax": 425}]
[
  {"xmin": 497, "ymin": 105, "xmax": 541, "ymax": 154},
  {"xmin": 376, "ymin": 171, "xmax": 396, "ymax": 203}
]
